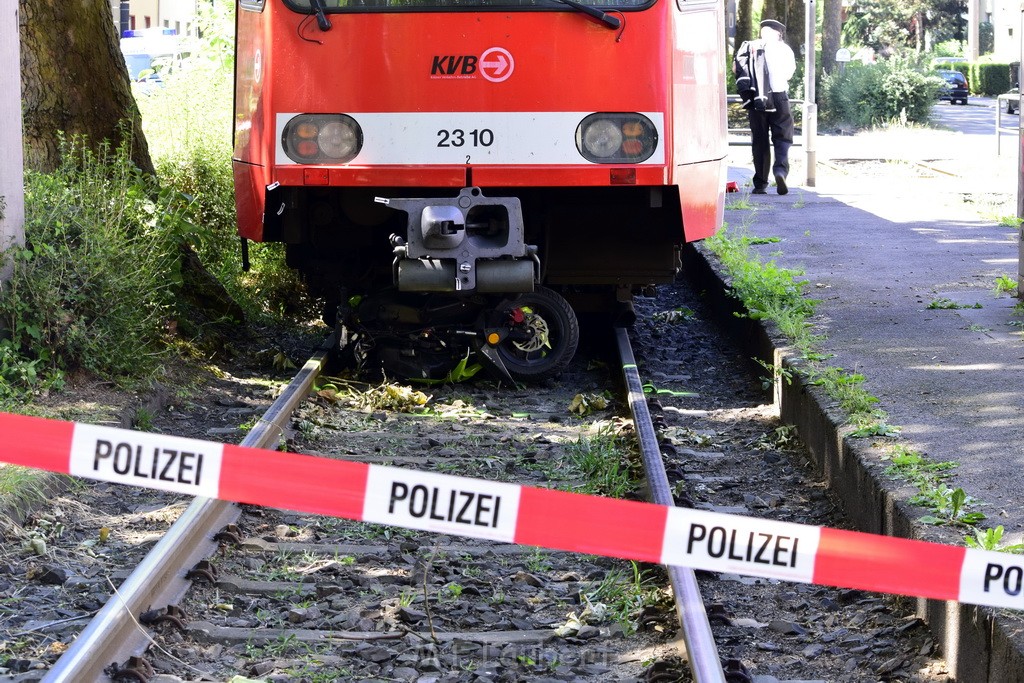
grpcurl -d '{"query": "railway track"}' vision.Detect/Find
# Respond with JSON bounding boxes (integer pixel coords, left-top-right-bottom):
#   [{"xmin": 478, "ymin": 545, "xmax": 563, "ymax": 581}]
[
  {"xmin": 3, "ymin": 279, "xmax": 950, "ymax": 682},
  {"xmin": 42, "ymin": 343, "xmax": 333, "ymax": 682},
  {"xmin": 38, "ymin": 321, "xmax": 729, "ymax": 682}
]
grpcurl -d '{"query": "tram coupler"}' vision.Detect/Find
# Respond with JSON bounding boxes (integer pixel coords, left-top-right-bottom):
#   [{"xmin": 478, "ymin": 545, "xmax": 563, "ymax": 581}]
[{"xmin": 376, "ymin": 187, "xmax": 536, "ymax": 294}]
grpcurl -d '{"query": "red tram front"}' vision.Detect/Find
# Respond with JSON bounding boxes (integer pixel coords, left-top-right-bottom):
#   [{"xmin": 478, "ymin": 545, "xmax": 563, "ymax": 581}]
[{"xmin": 232, "ymin": 0, "xmax": 727, "ymax": 381}]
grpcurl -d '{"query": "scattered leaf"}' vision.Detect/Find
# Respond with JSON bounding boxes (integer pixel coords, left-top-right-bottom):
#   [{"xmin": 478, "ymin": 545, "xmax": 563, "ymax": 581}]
[{"xmin": 568, "ymin": 393, "xmax": 608, "ymax": 416}]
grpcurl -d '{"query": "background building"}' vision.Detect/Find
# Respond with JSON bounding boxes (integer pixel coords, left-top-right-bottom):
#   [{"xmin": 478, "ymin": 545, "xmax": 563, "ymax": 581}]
[
  {"xmin": 109, "ymin": 0, "xmax": 199, "ymax": 38},
  {"xmin": 991, "ymin": 0, "xmax": 1021, "ymax": 62}
]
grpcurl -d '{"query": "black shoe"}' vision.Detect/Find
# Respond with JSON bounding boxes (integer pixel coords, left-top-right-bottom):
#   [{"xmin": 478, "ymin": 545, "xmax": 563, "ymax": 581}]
[
  {"xmin": 774, "ymin": 174, "xmax": 788, "ymax": 195},
  {"xmin": 751, "ymin": 187, "xmax": 767, "ymax": 195}
]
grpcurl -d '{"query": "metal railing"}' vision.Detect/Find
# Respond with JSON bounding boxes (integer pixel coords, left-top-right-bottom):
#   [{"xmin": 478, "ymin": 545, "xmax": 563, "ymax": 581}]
[
  {"xmin": 727, "ymin": 94, "xmax": 805, "ymax": 147},
  {"xmin": 996, "ymin": 93, "xmax": 1020, "ymax": 156}
]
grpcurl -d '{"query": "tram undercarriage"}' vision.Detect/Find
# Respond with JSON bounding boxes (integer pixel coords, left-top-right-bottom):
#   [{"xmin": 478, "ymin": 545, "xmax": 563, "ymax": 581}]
[{"xmin": 275, "ymin": 185, "xmax": 682, "ymax": 382}]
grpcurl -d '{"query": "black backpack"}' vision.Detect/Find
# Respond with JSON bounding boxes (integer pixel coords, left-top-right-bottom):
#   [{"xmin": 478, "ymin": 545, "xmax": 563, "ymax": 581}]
[{"xmin": 733, "ymin": 41, "xmax": 774, "ymax": 112}]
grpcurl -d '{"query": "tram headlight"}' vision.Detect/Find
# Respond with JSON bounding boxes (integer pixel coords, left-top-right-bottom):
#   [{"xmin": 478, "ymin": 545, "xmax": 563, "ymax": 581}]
[
  {"xmin": 575, "ymin": 113, "xmax": 658, "ymax": 164},
  {"xmin": 581, "ymin": 119, "xmax": 622, "ymax": 158},
  {"xmin": 283, "ymin": 114, "xmax": 362, "ymax": 163}
]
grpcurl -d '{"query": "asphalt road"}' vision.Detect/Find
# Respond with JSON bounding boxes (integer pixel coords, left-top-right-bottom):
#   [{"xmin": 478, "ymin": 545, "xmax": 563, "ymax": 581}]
[{"xmin": 931, "ymin": 94, "xmax": 1019, "ymax": 137}]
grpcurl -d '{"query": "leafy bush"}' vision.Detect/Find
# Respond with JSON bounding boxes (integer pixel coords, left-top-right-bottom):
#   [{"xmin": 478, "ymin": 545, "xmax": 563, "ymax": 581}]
[
  {"xmin": 819, "ymin": 67, "xmax": 871, "ymax": 129},
  {"xmin": 866, "ymin": 57, "xmax": 941, "ymax": 122},
  {"xmin": 819, "ymin": 56, "xmax": 941, "ymax": 130},
  {"xmin": 136, "ymin": 0, "xmax": 314, "ymax": 322},
  {"xmin": 932, "ymin": 40, "xmax": 965, "ymax": 58},
  {"xmin": 1, "ymin": 137, "xmax": 190, "ymax": 383},
  {"xmin": 0, "ymin": 0, "xmax": 314, "ymax": 404}
]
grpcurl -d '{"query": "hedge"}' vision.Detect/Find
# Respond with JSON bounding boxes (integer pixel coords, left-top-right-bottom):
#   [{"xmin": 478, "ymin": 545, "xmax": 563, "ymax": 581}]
[{"xmin": 942, "ymin": 62, "xmax": 1015, "ymax": 95}]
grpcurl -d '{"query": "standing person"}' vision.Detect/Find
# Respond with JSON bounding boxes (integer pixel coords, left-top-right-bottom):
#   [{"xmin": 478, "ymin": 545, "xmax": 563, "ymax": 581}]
[{"xmin": 733, "ymin": 20, "xmax": 797, "ymax": 195}]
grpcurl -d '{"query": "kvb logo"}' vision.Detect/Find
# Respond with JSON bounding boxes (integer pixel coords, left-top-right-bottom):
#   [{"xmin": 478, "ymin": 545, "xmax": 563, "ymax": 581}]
[
  {"xmin": 431, "ymin": 55, "xmax": 478, "ymax": 77},
  {"xmin": 430, "ymin": 47, "xmax": 514, "ymax": 82}
]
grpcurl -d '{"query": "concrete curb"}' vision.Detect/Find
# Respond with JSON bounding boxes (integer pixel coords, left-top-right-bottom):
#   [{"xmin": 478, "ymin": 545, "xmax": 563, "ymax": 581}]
[{"xmin": 681, "ymin": 242, "xmax": 1024, "ymax": 682}]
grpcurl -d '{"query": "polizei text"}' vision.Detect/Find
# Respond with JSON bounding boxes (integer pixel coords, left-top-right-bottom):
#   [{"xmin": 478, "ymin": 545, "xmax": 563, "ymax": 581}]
[
  {"xmin": 687, "ymin": 523, "xmax": 800, "ymax": 568},
  {"xmin": 388, "ymin": 482, "xmax": 502, "ymax": 528},
  {"xmin": 92, "ymin": 439, "xmax": 205, "ymax": 486}
]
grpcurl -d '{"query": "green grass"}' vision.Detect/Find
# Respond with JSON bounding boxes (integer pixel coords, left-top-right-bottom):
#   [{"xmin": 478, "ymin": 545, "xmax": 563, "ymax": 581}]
[
  {"xmin": 135, "ymin": 0, "xmax": 314, "ymax": 324},
  {"xmin": 0, "ymin": 0, "xmax": 315, "ymax": 412},
  {"xmin": 584, "ymin": 562, "xmax": 668, "ymax": 635},
  {"xmin": 725, "ymin": 196, "xmax": 756, "ymax": 210},
  {"xmin": 0, "ymin": 467, "xmax": 65, "ymax": 511},
  {"xmin": 927, "ymin": 297, "xmax": 981, "ymax": 310},
  {"xmin": 884, "ymin": 446, "xmax": 984, "ymax": 526},
  {"xmin": 993, "ymin": 275, "xmax": 1018, "ymax": 296},
  {"xmin": 562, "ymin": 425, "xmax": 637, "ymax": 498},
  {"xmin": 0, "ymin": 136, "xmax": 186, "ymax": 399},
  {"xmin": 705, "ymin": 226, "xmax": 819, "ymax": 351},
  {"xmin": 703, "ymin": 221, "xmax": 997, "ymax": 535},
  {"xmin": 705, "ymin": 225, "xmax": 889, "ymax": 431}
]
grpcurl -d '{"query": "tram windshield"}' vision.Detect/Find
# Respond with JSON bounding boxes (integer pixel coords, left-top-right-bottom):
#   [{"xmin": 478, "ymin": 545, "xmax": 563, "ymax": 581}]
[{"xmin": 283, "ymin": 0, "xmax": 650, "ymax": 12}]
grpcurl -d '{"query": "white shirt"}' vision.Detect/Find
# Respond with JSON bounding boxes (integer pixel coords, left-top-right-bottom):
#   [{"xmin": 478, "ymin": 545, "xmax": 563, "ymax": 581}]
[{"xmin": 761, "ymin": 35, "xmax": 796, "ymax": 93}]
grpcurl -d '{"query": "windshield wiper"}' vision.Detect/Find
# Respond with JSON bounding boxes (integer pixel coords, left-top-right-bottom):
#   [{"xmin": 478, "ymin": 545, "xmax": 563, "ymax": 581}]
[
  {"xmin": 548, "ymin": 0, "xmax": 621, "ymax": 29},
  {"xmin": 310, "ymin": 0, "xmax": 332, "ymax": 31}
]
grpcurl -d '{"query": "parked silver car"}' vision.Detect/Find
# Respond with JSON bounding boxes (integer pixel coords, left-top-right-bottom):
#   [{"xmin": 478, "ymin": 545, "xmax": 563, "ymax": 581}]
[{"xmin": 1001, "ymin": 88, "xmax": 1019, "ymax": 115}]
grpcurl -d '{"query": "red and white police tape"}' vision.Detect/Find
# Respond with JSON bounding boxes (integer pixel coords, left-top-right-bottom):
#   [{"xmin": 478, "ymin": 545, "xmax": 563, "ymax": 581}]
[{"xmin": 0, "ymin": 411, "xmax": 1020, "ymax": 611}]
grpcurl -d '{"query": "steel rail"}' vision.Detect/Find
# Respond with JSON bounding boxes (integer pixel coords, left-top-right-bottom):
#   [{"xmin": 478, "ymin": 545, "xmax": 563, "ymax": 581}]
[
  {"xmin": 615, "ymin": 327, "xmax": 726, "ymax": 683},
  {"xmin": 44, "ymin": 342, "xmax": 332, "ymax": 682}
]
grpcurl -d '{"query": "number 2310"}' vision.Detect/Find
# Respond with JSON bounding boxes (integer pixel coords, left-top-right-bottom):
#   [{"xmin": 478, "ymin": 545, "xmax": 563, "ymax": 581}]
[{"xmin": 436, "ymin": 128, "xmax": 494, "ymax": 147}]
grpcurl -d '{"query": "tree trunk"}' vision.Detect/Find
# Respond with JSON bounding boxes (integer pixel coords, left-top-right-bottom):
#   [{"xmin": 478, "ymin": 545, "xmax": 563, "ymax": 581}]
[
  {"xmin": 737, "ymin": 0, "xmax": 753, "ymax": 44},
  {"xmin": 18, "ymin": 0, "xmax": 244, "ymax": 330},
  {"xmin": 762, "ymin": 0, "xmax": 787, "ymax": 25},
  {"xmin": 783, "ymin": 0, "xmax": 803, "ymax": 56},
  {"xmin": 19, "ymin": 0, "xmax": 152, "ymax": 175},
  {"xmin": 821, "ymin": 0, "xmax": 842, "ymax": 75}
]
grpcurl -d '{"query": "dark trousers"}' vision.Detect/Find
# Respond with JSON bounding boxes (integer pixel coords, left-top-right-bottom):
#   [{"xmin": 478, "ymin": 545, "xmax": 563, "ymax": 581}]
[{"xmin": 748, "ymin": 93, "xmax": 794, "ymax": 189}]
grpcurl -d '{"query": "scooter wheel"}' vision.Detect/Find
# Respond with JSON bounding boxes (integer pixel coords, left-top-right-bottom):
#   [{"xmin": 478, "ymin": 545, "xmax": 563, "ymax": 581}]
[{"xmin": 495, "ymin": 287, "xmax": 579, "ymax": 381}]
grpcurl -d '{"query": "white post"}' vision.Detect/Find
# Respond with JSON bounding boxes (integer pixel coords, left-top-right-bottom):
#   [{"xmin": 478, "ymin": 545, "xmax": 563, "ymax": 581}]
[
  {"xmin": 968, "ymin": 0, "xmax": 980, "ymax": 60},
  {"xmin": 1018, "ymin": 7, "xmax": 1023, "ymax": 296},
  {"xmin": 0, "ymin": 2, "xmax": 25, "ymax": 285},
  {"xmin": 804, "ymin": 0, "xmax": 817, "ymax": 187}
]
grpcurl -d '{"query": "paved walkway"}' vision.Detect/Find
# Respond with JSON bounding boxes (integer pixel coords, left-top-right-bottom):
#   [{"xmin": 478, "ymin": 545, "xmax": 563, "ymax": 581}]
[{"xmin": 713, "ymin": 121, "xmax": 1024, "ymax": 680}]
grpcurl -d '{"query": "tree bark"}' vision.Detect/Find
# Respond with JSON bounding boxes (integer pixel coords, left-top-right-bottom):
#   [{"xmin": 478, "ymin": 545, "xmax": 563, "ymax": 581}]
[
  {"xmin": 762, "ymin": 0, "xmax": 787, "ymax": 25},
  {"xmin": 19, "ymin": 0, "xmax": 152, "ymax": 175},
  {"xmin": 737, "ymin": 0, "xmax": 753, "ymax": 44},
  {"xmin": 822, "ymin": 0, "xmax": 842, "ymax": 75},
  {"xmin": 783, "ymin": 0, "xmax": 803, "ymax": 56}
]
